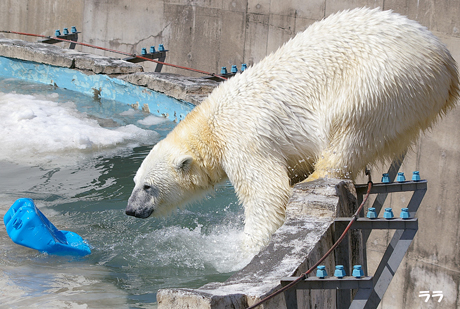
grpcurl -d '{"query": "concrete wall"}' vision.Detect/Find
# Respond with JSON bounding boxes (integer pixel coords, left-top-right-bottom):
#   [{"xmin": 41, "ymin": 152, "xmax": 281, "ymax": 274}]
[
  {"xmin": 2, "ymin": 1, "xmax": 460, "ymax": 77},
  {"xmin": 2, "ymin": 1, "xmax": 460, "ymax": 308}
]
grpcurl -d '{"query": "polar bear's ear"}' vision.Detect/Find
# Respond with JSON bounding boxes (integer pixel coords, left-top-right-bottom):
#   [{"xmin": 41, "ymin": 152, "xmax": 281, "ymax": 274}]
[{"xmin": 175, "ymin": 155, "xmax": 193, "ymax": 172}]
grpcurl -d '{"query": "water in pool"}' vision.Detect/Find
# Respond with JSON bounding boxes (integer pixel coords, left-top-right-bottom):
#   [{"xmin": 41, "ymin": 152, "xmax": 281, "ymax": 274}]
[{"xmin": 0, "ymin": 77, "xmax": 252, "ymax": 308}]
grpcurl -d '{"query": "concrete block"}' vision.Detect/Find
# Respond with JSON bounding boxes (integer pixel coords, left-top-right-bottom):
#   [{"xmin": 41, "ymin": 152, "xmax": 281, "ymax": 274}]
[
  {"xmin": 157, "ymin": 178, "xmax": 358, "ymax": 308},
  {"xmin": 0, "ymin": 38, "xmax": 143, "ymax": 75},
  {"xmin": 385, "ymin": 0, "xmax": 460, "ymax": 37},
  {"xmin": 73, "ymin": 54, "xmax": 143, "ymax": 74},
  {"xmin": 0, "ymin": 39, "xmax": 75, "ymax": 68},
  {"xmin": 219, "ymin": 11, "xmax": 246, "ymax": 68},
  {"xmin": 118, "ymin": 72, "xmax": 219, "ymax": 105},
  {"xmin": 0, "ymin": 1, "xmax": 84, "ymax": 46},
  {"xmin": 294, "ymin": 17, "xmax": 318, "ymax": 34},
  {"xmin": 248, "ymin": 0, "xmax": 271, "ymax": 15},
  {"xmin": 384, "ymin": 0, "xmax": 433, "ymax": 29},
  {"xmin": 224, "ymin": 0, "xmax": 248, "ymax": 13},
  {"xmin": 434, "ymin": 32, "xmax": 460, "ymax": 67},
  {"xmin": 82, "ymin": 0, "xmax": 167, "ymax": 72},
  {"xmin": 189, "ymin": 7, "xmax": 222, "ymax": 73},
  {"xmin": 244, "ymin": 13, "xmax": 270, "ymax": 65},
  {"xmin": 325, "ymin": 0, "xmax": 383, "ymax": 16},
  {"xmin": 270, "ymin": 0, "xmax": 326, "ymax": 20},
  {"xmin": 162, "ymin": 3, "xmax": 195, "ymax": 75},
  {"xmin": 162, "ymin": 4, "xmax": 223, "ymax": 76},
  {"xmin": 267, "ymin": 14, "xmax": 296, "ymax": 55},
  {"xmin": 164, "ymin": 0, "xmax": 223, "ymax": 10}
]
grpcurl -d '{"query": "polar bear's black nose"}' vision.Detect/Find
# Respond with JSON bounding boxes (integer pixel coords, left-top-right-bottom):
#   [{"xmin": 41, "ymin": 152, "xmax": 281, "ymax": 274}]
[
  {"xmin": 126, "ymin": 187, "xmax": 155, "ymax": 218},
  {"xmin": 125, "ymin": 207, "xmax": 153, "ymax": 218},
  {"xmin": 125, "ymin": 208, "xmax": 136, "ymax": 216},
  {"xmin": 125, "ymin": 200, "xmax": 154, "ymax": 218}
]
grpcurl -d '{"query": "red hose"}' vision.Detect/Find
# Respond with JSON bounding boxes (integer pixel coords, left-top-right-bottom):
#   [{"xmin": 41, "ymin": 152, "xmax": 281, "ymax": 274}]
[{"xmin": 0, "ymin": 30, "xmax": 227, "ymax": 80}]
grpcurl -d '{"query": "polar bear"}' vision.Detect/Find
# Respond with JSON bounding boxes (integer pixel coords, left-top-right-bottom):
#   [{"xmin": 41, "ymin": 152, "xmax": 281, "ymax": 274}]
[{"xmin": 126, "ymin": 8, "xmax": 459, "ymax": 251}]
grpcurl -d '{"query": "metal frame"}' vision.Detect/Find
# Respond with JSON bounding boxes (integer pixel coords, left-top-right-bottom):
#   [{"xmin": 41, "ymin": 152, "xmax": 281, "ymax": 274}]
[
  {"xmin": 280, "ymin": 164, "xmax": 426, "ymax": 308},
  {"xmin": 40, "ymin": 32, "xmax": 79, "ymax": 49},
  {"xmin": 352, "ymin": 180, "xmax": 426, "ymax": 309},
  {"xmin": 124, "ymin": 50, "xmax": 168, "ymax": 72},
  {"xmin": 39, "ymin": 28, "xmax": 168, "ymax": 72}
]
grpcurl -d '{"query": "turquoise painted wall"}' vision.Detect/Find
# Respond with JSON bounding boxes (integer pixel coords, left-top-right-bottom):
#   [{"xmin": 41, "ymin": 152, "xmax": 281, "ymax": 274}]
[{"xmin": 0, "ymin": 56, "xmax": 194, "ymax": 122}]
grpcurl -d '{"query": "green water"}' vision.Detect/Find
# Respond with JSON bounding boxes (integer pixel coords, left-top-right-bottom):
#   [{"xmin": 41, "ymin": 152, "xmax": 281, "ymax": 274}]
[{"xmin": 0, "ymin": 78, "xmax": 249, "ymax": 308}]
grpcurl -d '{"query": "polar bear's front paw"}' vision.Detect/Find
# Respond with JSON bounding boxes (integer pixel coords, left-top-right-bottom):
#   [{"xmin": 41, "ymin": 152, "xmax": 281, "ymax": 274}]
[
  {"xmin": 241, "ymin": 232, "xmax": 270, "ymax": 255},
  {"xmin": 305, "ymin": 170, "xmax": 328, "ymax": 182}
]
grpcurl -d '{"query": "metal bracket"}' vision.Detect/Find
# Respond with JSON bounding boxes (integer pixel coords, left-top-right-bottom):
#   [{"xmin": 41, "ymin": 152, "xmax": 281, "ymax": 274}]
[
  {"xmin": 39, "ymin": 29, "xmax": 79, "ymax": 49},
  {"xmin": 280, "ymin": 175, "xmax": 426, "ymax": 309},
  {"xmin": 124, "ymin": 49, "xmax": 168, "ymax": 72}
]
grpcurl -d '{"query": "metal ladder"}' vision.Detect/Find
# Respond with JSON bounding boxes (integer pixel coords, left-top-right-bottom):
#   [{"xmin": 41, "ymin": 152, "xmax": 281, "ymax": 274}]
[{"xmin": 281, "ymin": 163, "xmax": 427, "ymax": 308}]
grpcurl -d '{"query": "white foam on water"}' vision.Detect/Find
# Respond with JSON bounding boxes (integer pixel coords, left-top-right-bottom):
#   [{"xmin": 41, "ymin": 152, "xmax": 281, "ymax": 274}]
[
  {"xmin": 130, "ymin": 220, "xmax": 252, "ymax": 274},
  {"xmin": 0, "ymin": 91, "xmax": 159, "ymax": 166}
]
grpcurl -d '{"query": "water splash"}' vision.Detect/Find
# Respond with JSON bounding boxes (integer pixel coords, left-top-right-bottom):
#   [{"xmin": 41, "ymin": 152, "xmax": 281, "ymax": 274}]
[{"xmin": 0, "ymin": 78, "xmax": 248, "ymax": 307}]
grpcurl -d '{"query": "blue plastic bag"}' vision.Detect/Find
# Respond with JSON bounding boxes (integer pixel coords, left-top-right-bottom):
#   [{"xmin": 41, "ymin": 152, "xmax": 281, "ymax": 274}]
[{"xmin": 3, "ymin": 198, "xmax": 91, "ymax": 256}]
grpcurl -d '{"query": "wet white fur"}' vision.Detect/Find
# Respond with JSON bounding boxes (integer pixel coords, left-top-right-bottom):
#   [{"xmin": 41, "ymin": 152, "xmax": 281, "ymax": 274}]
[{"xmin": 129, "ymin": 8, "xmax": 459, "ymax": 252}]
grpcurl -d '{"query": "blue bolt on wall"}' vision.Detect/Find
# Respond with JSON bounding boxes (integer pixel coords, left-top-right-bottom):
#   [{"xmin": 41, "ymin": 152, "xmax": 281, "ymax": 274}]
[{"xmin": 0, "ymin": 56, "xmax": 195, "ymax": 122}]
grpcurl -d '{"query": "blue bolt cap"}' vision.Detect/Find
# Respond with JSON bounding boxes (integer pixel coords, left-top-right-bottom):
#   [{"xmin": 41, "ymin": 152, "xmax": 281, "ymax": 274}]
[
  {"xmin": 334, "ymin": 265, "xmax": 346, "ymax": 278},
  {"xmin": 352, "ymin": 265, "xmax": 364, "ymax": 278},
  {"xmin": 158, "ymin": 44, "xmax": 165, "ymax": 51},
  {"xmin": 316, "ymin": 265, "xmax": 327, "ymax": 278},
  {"xmin": 231, "ymin": 65, "xmax": 238, "ymax": 73},
  {"xmin": 412, "ymin": 171, "xmax": 421, "ymax": 182},
  {"xmin": 241, "ymin": 63, "xmax": 247, "ymax": 71},
  {"xmin": 381, "ymin": 173, "xmax": 390, "ymax": 183},
  {"xmin": 396, "ymin": 172, "xmax": 406, "ymax": 182},
  {"xmin": 63, "ymin": 28, "xmax": 69, "ymax": 35},
  {"xmin": 55, "ymin": 29, "xmax": 61, "ymax": 36},
  {"xmin": 383, "ymin": 208, "xmax": 394, "ymax": 219},
  {"xmin": 71, "ymin": 26, "xmax": 77, "ymax": 33},
  {"xmin": 3, "ymin": 198, "xmax": 91, "ymax": 256},
  {"xmin": 150, "ymin": 46, "xmax": 156, "ymax": 53},
  {"xmin": 221, "ymin": 67, "xmax": 228, "ymax": 75},
  {"xmin": 400, "ymin": 208, "xmax": 410, "ymax": 219},
  {"xmin": 366, "ymin": 207, "xmax": 377, "ymax": 219},
  {"xmin": 141, "ymin": 48, "xmax": 147, "ymax": 55}
]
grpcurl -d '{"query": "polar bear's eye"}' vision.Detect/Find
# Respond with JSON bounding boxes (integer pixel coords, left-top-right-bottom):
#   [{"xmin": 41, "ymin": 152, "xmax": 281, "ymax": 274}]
[{"xmin": 143, "ymin": 184, "xmax": 151, "ymax": 190}]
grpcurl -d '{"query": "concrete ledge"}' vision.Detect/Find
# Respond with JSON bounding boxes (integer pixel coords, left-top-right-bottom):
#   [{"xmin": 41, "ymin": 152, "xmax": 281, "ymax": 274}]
[
  {"xmin": 0, "ymin": 38, "xmax": 143, "ymax": 74},
  {"xmin": 0, "ymin": 38, "xmax": 218, "ymax": 105},
  {"xmin": 73, "ymin": 54, "xmax": 144, "ymax": 75},
  {"xmin": 118, "ymin": 72, "xmax": 219, "ymax": 105},
  {"xmin": 158, "ymin": 178, "xmax": 359, "ymax": 309}
]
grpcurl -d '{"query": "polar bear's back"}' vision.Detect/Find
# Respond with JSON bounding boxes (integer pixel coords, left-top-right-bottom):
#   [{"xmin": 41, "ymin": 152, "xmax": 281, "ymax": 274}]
[
  {"xmin": 140, "ymin": 8, "xmax": 459, "ymax": 250},
  {"xmin": 204, "ymin": 7, "xmax": 459, "ymax": 179}
]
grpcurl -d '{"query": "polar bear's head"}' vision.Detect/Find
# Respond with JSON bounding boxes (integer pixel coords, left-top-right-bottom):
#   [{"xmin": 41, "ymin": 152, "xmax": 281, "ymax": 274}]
[{"xmin": 125, "ymin": 139, "xmax": 211, "ymax": 218}]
